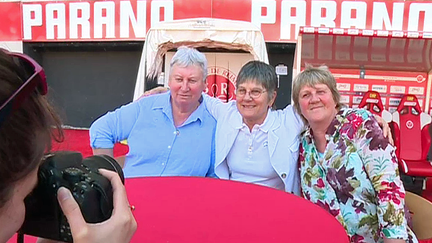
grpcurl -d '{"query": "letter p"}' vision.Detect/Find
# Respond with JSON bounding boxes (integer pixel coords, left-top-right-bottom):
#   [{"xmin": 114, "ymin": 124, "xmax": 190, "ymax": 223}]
[
  {"xmin": 251, "ymin": 0, "xmax": 276, "ymax": 28},
  {"xmin": 23, "ymin": 4, "xmax": 43, "ymax": 40}
]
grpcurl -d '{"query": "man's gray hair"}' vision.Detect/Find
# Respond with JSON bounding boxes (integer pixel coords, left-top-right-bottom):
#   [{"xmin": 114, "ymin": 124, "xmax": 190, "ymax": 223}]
[{"xmin": 170, "ymin": 46, "xmax": 208, "ymax": 81}]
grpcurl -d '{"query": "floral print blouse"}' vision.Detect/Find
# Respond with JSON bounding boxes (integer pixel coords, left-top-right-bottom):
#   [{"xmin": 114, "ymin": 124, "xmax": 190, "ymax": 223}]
[{"xmin": 299, "ymin": 108, "xmax": 417, "ymax": 243}]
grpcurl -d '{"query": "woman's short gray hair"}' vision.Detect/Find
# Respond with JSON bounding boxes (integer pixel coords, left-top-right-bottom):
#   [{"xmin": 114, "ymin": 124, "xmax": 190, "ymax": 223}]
[
  {"xmin": 236, "ymin": 61, "xmax": 277, "ymax": 102},
  {"xmin": 292, "ymin": 65, "xmax": 343, "ymax": 118},
  {"xmin": 170, "ymin": 46, "xmax": 208, "ymax": 81}
]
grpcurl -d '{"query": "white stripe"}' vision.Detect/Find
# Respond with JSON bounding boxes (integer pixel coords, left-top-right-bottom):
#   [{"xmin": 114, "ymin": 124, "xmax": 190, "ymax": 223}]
[{"xmin": 333, "ymin": 73, "xmax": 424, "ymax": 82}]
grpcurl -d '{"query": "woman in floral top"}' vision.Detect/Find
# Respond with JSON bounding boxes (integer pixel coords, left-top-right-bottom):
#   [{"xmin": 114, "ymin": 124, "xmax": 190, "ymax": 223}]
[{"xmin": 292, "ymin": 65, "xmax": 417, "ymax": 243}]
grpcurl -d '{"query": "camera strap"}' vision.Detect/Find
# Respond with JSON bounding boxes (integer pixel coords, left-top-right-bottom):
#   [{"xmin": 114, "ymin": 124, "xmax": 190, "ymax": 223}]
[{"xmin": 16, "ymin": 233, "xmax": 24, "ymax": 243}]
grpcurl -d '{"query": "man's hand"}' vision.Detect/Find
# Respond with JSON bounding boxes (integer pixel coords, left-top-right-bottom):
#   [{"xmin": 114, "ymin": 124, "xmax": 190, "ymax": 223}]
[{"xmin": 139, "ymin": 86, "xmax": 169, "ymax": 100}]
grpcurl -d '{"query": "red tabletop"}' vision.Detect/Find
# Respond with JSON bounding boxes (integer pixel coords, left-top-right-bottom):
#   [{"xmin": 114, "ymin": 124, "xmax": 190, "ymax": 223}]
[{"xmin": 125, "ymin": 177, "xmax": 349, "ymax": 243}]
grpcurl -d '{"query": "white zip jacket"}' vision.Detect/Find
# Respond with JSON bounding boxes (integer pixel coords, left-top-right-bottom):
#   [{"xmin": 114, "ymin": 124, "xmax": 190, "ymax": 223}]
[{"xmin": 203, "ymin": 94, "xmax": 304, "ymax": 195}]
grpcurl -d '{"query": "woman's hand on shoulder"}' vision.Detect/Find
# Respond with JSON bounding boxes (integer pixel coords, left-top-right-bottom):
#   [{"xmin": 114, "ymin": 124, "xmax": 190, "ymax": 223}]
[
  {"xmin": 383, "ymin": 238, "xmax": 405, "ymax": 243},
  {"xmin": 373, "ymin": 114, "xmax": 394, "ymax": 145},
  {"xmin": 56, "ymin": 169, "xmax": 137, "ymax": 243}
]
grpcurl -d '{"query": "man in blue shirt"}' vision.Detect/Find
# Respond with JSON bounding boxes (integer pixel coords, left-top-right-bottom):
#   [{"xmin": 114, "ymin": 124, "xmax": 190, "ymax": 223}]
[{"xmin": 89, "ymin": 47, "xmax": 216, "ymax": 178}]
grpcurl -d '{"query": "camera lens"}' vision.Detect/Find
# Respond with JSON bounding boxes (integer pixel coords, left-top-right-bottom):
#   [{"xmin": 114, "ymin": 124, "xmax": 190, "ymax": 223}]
[{"xmin": 82, "ymin": 155, "xmax": 124, "ymax": 183}]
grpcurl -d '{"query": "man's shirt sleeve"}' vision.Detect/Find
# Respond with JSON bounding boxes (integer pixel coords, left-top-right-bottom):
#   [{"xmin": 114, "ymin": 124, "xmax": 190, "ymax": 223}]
[{"xmin": 90, "ymin": 101, "xmax": 141, "ymax": 149}]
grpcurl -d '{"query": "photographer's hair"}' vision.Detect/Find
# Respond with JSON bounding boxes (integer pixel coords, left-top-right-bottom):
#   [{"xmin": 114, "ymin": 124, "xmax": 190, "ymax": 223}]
[
  {"xmin": 236, "ymin": 61, "xmax": 277, "ymax": 102},
  {"xmin": 0, "ymin": 49, "xmax": 63, "ymax": 209},
  {"xmin": 292, "ymin": 64, "xmax": 343, "ymax": 120},
  {"xmin": 170, "ymin": 46, "xmax": 208, "ymax": 81}
]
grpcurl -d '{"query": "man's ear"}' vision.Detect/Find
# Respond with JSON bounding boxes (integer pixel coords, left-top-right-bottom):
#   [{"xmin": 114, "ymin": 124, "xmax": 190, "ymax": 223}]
[{"xmin": 202, "ymin": 78, "xmax": 208, "ymax": 92}]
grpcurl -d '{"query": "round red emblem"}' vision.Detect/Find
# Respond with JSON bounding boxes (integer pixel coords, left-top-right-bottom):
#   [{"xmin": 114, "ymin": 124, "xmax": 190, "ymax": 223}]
[{"xmin": 206, "ymin": 66, "xmax": 236, "ymax": 102}]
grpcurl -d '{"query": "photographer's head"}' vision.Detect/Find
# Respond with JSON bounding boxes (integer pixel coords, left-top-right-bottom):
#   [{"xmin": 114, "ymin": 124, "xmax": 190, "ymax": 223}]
[{"xmin": 0, "ymin": 49, "xmax": 62, "ymax": 241}]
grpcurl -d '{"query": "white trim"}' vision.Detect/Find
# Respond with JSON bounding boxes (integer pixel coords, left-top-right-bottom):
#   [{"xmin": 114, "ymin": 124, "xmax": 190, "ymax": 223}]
[
  {"xmin": 392, "ymin": 111, "xmax": 400, "ymax": 125},
  {"xmin": 420, "ymin": 113, "xmax": 432, "ymax": 130},
  {"xmin": 20, "ymin": 0, "xmax": 56, "ymax": 2},
  {"xmin": 0, "ymin": 41, "xmax": 23, "ymax": 53},
  {"xmin": 381, "ymin": 110, "xmax": 392, "ymax": 123},
  {"xmin": 426, "ymin": 71, "xmax": 432, "ymax": 113},
  {"xmin": 61, "ymin": 125, "xmax": 89, "ymax": 130},
  {"xmin": 400, "ymin": 159, "xmax": 409, "ymax": 174},
  {"xmin": 332, "ymin": 73, "xmax": 426, "ymax": 83}
]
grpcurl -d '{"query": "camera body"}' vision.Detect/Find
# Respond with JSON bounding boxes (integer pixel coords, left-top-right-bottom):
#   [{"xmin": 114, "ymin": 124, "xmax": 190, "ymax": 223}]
[{"xmin": 20, "ymin": 151, "xmax": 124, "ymax": 242}]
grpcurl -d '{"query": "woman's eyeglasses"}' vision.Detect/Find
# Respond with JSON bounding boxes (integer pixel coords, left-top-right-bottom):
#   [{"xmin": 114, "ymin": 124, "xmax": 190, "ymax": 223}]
[
  {"xmin": 236, "ymin": 88, "xmax": 267, "ymax": 99},
  {"xmin": 0, "ymin": 50, "xmax": 47, "ymax": 124}
]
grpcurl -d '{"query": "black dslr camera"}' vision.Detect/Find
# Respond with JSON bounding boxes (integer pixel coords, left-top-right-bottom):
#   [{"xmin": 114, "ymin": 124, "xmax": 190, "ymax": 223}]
[{"xmin": 20, "ymin": 151, "xmax": 124, "ymax": 242}]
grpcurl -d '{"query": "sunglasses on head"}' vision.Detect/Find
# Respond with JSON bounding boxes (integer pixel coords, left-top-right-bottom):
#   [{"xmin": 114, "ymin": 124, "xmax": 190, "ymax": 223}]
[{"xmin": 0, "ymin": 50, "xmax": 47, "ymax": 124}]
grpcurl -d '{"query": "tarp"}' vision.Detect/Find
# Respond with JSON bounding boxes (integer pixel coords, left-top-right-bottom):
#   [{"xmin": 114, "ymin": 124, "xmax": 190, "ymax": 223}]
[{"xmin": 133, "ymin": 18, "xmax": 268, "ymax": 100}]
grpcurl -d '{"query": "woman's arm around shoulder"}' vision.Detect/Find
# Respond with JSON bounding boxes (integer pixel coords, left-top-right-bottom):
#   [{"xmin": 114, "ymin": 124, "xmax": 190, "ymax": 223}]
[
  {"xmin": 202, "ymin": 93, "xmax": 233, "ymax": 120},
  {"xmin": 279, "ymin": 104, "xmax": 305, "ymax": 136},
  {"xmin": 355, "ymin": 111, "xmax": 410, "ymax": 241}
]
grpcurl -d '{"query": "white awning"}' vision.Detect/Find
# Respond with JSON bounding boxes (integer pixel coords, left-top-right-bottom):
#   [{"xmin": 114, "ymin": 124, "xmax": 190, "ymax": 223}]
[{"xmin": 134, "ymin": 18, "xmax": 268, "ymax": 100}]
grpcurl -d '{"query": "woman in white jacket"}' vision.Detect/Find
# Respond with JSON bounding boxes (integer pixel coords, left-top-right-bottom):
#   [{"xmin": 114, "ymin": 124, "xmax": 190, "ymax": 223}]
[{"xmin": 203, "ymin": 61, "xmax": 303, "ymax": 194}]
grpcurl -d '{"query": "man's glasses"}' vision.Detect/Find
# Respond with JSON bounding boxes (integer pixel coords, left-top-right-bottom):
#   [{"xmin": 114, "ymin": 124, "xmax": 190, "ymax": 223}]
[
  {"xmin": 236, "ymin": 88, "xmax": 267, "ymax": 99},
  {"xmin": 0, "ymin": 50, "xmax": 47, "ymax": 124}
]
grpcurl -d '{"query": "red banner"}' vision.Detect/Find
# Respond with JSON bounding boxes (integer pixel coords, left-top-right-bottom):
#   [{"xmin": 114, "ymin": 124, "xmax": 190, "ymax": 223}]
[
  {"xmin": 1, "ymin": 0, "xmax": 432, "ymax": 42},
  {"xmin": 0, "ymin": 2, "xmax": 22, "ymax": 41}
]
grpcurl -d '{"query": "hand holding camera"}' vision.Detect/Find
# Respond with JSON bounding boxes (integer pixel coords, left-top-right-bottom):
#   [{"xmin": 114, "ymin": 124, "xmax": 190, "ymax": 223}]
[
  {"xmin": 55, "ymin": 169, "xmax": 136, "ymax": 243},
  {"xmin": 20, "ymin": 152, "xmax": 137, "ymax": 243}
]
